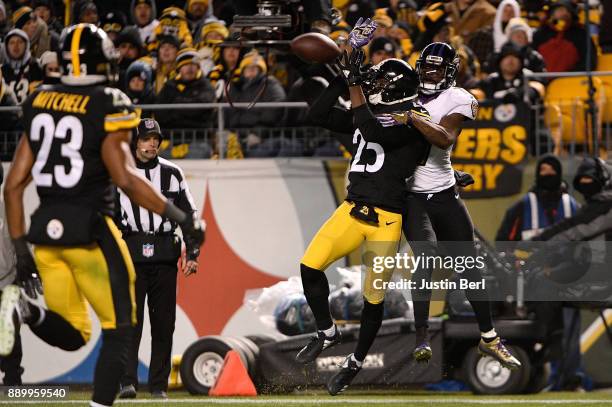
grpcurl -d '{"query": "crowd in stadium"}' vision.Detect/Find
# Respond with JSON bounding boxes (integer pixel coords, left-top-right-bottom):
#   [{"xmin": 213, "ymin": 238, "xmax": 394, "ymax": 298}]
[{"xmin": 0, "ymin": 0, "xmax": 608, "ymax": 158}]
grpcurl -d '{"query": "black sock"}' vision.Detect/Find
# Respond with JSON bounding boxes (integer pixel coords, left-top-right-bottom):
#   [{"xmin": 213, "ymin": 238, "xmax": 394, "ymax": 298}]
[
  {"xmin": 482, "ymin": 335, "xmax": 498, "ymax": 343},
  {"xmin": 463, "ymin": 268, "xmax": 494, "ymax": 333},
  {"xmin": 300, "ymin": 263, "xmax": 333, "ymax": 331},
  {"xmin": 354, "ymin": 300, "xmax": 384, "ymax": 361},
  {"xmin": 92, "ymin": 327, "xmax": 133, "ymax": 406},
  {"xmin": 29, "ymin": 310, "xmax": 86, "ymax": 351},
  {"xmin": 411, "ymin": 266, "xmax": 433, "ymax": 329},
  {"xmin": 26, "ymin": 303, "xmax": 41, "ymax": 325}
]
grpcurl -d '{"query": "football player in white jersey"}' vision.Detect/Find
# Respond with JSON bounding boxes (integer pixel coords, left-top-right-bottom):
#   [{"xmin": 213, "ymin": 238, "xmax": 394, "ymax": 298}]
[{"xmin": 382, "ymin": 42, "xmax": 521, "ymax": 370}]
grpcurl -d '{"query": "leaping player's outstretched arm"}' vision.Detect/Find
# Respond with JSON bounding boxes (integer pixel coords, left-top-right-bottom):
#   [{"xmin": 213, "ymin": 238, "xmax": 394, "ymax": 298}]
[
  {"xmin": 101, "ymin": 131, "xmax": 168, "ymax": 215},
  {"xmin": 307, "ymin": 75, "xmax": 353, "ymax": 135},
  {"xmin": 3, "ymin": 136, "xmax": 34, "ymax": 239}
]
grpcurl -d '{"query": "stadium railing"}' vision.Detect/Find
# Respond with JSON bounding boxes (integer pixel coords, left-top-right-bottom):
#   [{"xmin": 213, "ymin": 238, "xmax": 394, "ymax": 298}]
[
  {"xmin": 1, "ymin": 75, "xmax": 612, "ymax": 160},
  {"xmin": 524, "ymin": 70, "xmax": 612, "ymax": 157}
]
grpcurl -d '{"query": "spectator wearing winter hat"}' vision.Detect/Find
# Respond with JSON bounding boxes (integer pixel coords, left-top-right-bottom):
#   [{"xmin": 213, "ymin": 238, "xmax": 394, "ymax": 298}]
[
  {"xmin": 116, "ymin": 26, "xmax": 147, "ymax": 92},
  {"xmin": 39, "ymin": 50, "xmax": 59, "ymax": 84},
  {"xmin": 532, "ymin": 0, "xmax": 597, "ymax": 72},
  {"xmin": 207, "ymin": 36, "xmax": 248, "ymax": 100},
  {"xmin": 13, "ymin": 6, "xmax": 55, "ymax": 58},
  {"xmin": 368, "ymin": 36, "xmax": 397, "ymax": 65},
  {"xmin": 1, "ymin": 29, "xmax": 42, "ymax": 104},
  {"xmin": 195, "ymin": 19, "xmax": 228, "ymax": 75},
  {"xmin": 493, "ymin": 0, "xmax": 521, "ymax": 52},
  {"xmin": 147, "ymin": 7, "xmax": 193, "ymax": 54},
  {"xmin": 185, "ymin": 0, "xmax": 211, "ymax": 35},
  {"xmin": 101, "ymin": 10, "xmax": 128, "ymax": 43},
  {"xmin": 413, "ymin": 2, "xmax": 450, "ymax": 53},
  {"xmin": 125, "ymin": 59, "xmax": 156, "ymax": 115},
  {"xmin": 131, "ymin": 0, "xmax": 159, "ymax": 45},
  {"xmin": 156, "ymin": 47, "xmax": 215, "ymax": 129},
  {"xmin": 224, "ymin": 51, "xmax": 286, "ymax": 129},
  {"xmin": 476, "ymin": 42, "xmax": 541, "ymax": 104},
  {"xmin": 73, "ymin": 0, "xmax": 99, "ymax": 24},
  {"xmin": 154, "ymin": 35, "xmax": 179, "ymax": 94},
  {"xmin": 372, "ymin": 8, "xmax": 393, "ymax": 39},
  {"xmin": 485, "ymin": 17, "xmax": 546, "ymax": 74},
  {"xmin": 32, "ymin": 0, "xmax": 62, "ymax": 36}
]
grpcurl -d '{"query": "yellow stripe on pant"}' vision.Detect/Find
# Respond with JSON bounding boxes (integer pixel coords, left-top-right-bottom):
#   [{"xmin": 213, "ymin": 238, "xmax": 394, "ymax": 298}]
[
  {"xmin": 301, "ymin": 201, "xmax": 402, "ymax": 304},
  {"xmin": 33, "ymin": 217, "xmax": 136, "ymax": 341}
]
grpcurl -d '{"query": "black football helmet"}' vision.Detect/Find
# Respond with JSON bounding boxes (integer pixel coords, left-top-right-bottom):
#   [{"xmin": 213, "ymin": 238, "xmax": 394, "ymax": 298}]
[
  {"xmin": 415, "ymin": 42, "xmax": 460, "ymax": 95},
  {"xmin": 362, "ymin": 58, "xmax": 419, "ymax": 106},
  {"xmin": 59, "ymin": 23, "xmax": 119, "ymax": 86}
]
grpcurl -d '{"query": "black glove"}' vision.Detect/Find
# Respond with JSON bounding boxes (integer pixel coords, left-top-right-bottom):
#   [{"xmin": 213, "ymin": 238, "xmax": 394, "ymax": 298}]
[
  {"xmin": 163, "ymin": 203, "xmax": 205, "ymax": 250},
  {"xmin": 179, "ymin": 214, "xmax": 205, "ymax": 251},
  {"xmin": 13, "ymin": 237, "xmax": 43, "ymax": 299},
  {"xmin": 454, "ymin": 170, "xmax": 475, "ymax": 187},
  {"xmin": 336, "ymin": 49, "xmax": 366, "ymax": 86}
]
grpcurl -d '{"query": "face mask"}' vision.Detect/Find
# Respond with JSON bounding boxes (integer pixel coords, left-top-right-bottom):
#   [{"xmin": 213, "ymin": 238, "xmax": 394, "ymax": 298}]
[
  {"xmin": 577, "ymin": 182, "xmax": 601, "ymax": 200},
  {"xmin": 551, "ymin": 17, "xmax": 569, "ymax": 32},
  {"xmin": 537, "ymin": 174, "xmax": 561, "ymax": 191}
]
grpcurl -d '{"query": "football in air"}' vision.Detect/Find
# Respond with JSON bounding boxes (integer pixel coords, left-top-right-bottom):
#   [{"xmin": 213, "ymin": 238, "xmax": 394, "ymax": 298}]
[{"xmin": 291, "ymin": 32, "xmax": 342, "ymax": 64}]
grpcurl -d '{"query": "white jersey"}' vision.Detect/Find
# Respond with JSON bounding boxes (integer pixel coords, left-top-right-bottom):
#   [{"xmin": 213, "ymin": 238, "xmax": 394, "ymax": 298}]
[{"xmin": 410, "ymin": 86, "xmax": 478, "ymax": 193}]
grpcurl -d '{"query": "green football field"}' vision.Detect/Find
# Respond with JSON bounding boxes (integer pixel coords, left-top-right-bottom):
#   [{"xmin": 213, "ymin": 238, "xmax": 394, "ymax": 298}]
[{"xmin": 2, "ymin": 390, "xmax": 612, "ymax": 407}]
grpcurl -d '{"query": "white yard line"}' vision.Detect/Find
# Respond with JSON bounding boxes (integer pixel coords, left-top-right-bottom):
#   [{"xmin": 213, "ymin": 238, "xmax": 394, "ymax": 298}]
[{"xmin": 1, "ymin": 398, "xmax": 612, "ymax": 405}]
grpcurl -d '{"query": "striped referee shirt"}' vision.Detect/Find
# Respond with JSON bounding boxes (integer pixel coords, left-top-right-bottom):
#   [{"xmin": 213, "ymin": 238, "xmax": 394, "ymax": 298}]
[{"xmin": 116, "ymin": 156, "xmax": 200, "ymax": 257}]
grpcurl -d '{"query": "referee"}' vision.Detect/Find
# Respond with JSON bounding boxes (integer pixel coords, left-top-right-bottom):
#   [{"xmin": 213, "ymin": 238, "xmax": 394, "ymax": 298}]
[{"xmin": 117, "ymin": 118, "xmax": 202, "ymax": 399}]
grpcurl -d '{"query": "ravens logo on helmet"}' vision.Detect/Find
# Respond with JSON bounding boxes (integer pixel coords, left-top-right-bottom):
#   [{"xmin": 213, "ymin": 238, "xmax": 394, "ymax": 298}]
[{"xmin": 415, "ymin": 42, "xmax": 460, "ymax": 95}]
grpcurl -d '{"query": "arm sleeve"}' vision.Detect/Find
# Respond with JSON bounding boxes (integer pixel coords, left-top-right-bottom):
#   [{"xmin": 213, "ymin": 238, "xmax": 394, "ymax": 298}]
[
  {"xmin": 306, "ymin": 75, "xmax": 353, "ymax": 134},
  {"xmin": 103, "ymin": 88, "xmax": 141, "ymax": 133}
]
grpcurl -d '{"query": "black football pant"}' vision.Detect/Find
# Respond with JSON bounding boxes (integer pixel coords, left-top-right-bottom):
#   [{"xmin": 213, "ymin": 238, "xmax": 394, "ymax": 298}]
[
  {"xmin": 403, "ymin": 186, "xmax": 493, "ymax": 333},
  {"xmin": 122, "ymin": 263, "xmax": 177, "ymax": 393},
  {"xmin": 0, "ymin": 326, "xmax": 22, "ymax": 385}
]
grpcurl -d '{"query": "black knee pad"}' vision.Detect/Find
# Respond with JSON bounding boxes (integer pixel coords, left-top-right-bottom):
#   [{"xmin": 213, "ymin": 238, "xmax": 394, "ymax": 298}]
[
  {"xmin": 29, "ymin": 310, "xmax": 87, "ymax": 351},
  {"xmin": 300, "ymin": 263, "xmax": 329, "ymax": 298}
]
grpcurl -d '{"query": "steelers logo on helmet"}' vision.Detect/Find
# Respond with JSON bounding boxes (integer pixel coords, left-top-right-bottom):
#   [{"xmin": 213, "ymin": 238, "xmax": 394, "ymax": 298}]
[
  {"xmin": 59, "ymin": 23, "xmax": 119, "ymax": 86},
  {"xmin": 416, "ymin": 42, "xmax": 460, "ymax": 95},
  {"xmin": 362, "ymin": 58, "xmax": 419, "ymax": 106}
]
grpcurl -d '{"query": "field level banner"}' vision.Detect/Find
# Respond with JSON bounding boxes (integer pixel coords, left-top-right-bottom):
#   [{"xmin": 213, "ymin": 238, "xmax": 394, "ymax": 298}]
[{"xmin": 451, "ymin": 101, "xmax": 530, "ymax": 198}]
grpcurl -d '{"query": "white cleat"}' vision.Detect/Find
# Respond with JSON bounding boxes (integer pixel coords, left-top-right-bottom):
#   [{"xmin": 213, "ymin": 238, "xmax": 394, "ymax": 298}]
[{"xmin": 0, "ymin": 285, "xmax": 22, "ymax": 356}]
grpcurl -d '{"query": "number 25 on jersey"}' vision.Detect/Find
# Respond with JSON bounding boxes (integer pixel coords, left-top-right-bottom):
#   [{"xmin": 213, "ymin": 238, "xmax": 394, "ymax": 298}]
[{"xmin": 349, "ymin": 130, "xmax": 384, "ymax": 173}]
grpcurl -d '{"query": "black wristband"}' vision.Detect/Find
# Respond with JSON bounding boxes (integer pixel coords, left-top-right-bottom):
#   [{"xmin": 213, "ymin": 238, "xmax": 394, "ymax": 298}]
[
  {"xmin": 163, "ymin": 202, "xmax": 187, "ymax": 224},
  {"xmin": 12, "ymin": 237, "xmax": 30, "ymax": 257}
]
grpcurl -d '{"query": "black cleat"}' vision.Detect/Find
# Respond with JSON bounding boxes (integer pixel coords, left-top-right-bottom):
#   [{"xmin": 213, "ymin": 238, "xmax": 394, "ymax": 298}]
[
  {"xmin": 327, "ymin": 353, "xmax": 362, "ymax": 396},
  {"xmin": 295, "ymin": 328, "xmax": 341, "ymax": 364},
  {"xmin": 118, "ymin": 384, "xmax": 136, "ymax": 399}
]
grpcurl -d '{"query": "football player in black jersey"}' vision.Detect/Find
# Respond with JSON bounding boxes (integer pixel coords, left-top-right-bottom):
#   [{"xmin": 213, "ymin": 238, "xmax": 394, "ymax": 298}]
[
  {"xmin": 2, "ymin": 24, "xmax": 204, "ymax": 407},
  {"xmin": 296, "ymin": 21, "xmax": 447, "ymax": 394}
]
